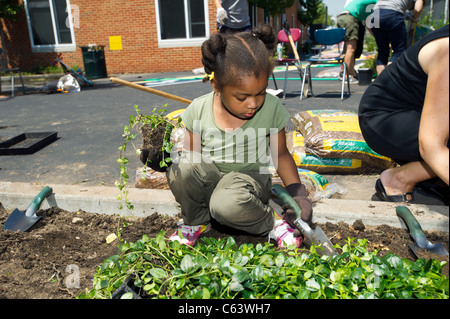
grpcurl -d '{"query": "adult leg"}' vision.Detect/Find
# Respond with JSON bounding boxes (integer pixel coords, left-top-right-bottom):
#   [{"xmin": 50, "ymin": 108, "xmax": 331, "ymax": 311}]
[
  {"xmin": 386, "ymin": 13, "xmax": 408, "ymax": 63},
  {"xmin": 343, "ymin": 39, "xmax": 358, "ymax": 77},
  {"xmin": 380, "ymin": 161, "xmax": 437, "ymax": 200},
  {"xmin": 359, "ymin": 90, "xmax": 434, "ymax": 200},
  {"xmin": 337, "ymin": 14, "xmax": 359, "ymax": 77},
  {"xmin": 371, "ymin": 24, "xmax": 390, "ymax": 75}
]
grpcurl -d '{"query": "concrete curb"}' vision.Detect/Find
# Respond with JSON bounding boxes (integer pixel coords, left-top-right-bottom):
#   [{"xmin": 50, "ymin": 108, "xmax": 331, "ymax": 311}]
[
  {"xmin": 0, "ymin": 182, "xmax": 180, "ymax": 218},
  {"xmin": 0, "ymin": 182, "xmax": 448, "ymax": 232}
]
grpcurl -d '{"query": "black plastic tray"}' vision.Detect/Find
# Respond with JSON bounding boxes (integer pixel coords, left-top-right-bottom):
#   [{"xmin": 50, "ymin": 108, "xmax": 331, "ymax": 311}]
[
  {"xmin": 110, "ymin": 276, "xmax": 142, "ymax": 299},
  {"xmin": 0, "ymin": 132, "xmax": 58, "ymax": 155}
]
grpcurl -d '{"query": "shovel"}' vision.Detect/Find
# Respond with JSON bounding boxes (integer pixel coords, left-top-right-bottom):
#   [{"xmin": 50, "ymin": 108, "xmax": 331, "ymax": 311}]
[
  {"xmin": 4, "ymin": 186, "xmax": 53, "ymax": 232},
  {"xmin": 110, "ymin": 77, "xmax": 192, "ymax": 105},
  {"xmin": 282, "ymin": 21, "xmax": 309, "ymax": 99},
  {"xmin": 271, "ymin": 184, "xmax": 336, "ymax": 256},
  {"xmin": 282, "ymin": 21, "xmax": 301, "ymax": 62},
  {"xmin": 396, "ymin": 205, "xmax": 448, "ymax": 256}
]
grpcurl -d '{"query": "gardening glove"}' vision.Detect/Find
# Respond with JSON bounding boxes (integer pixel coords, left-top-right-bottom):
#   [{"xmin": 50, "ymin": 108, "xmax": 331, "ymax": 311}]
[
  {"xmin": 139, "ymin": 148, "xmax": 171, "ymax": 172},
  {"xmin": 282, "ymin": 183, "xmax": 314, "ymax": 237},
  {"xmin": 216, "ymin": 7, "xmax": 228, "ymax": 25}
]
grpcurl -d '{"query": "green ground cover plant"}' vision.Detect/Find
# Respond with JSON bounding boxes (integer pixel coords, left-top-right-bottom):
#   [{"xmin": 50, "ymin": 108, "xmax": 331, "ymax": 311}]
[{"xmin": 80, "ymin": 232, "xmax": 448, "ymax": 299}]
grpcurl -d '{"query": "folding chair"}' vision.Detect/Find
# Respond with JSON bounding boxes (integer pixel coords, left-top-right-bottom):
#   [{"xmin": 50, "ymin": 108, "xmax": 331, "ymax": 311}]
[
  {"xmin": 300, "ymin": 28, "xmax": 350, "ymax": 101},
  {"xmin": 0, "ymin": 48, "xmax": 26, "ymax": 97},
  {"xmin": 273, "ymin": 28, "xmax": 307, "ymax": 99}
]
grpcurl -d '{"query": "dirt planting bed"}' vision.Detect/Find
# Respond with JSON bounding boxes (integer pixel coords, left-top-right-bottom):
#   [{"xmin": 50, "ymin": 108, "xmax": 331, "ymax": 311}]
[{"xmin": 0, "ymin": 202, "xmax": 448, "ymax": 299}]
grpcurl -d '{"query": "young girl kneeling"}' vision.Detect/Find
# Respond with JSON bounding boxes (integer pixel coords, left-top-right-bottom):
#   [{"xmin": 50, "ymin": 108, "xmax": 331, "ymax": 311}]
[{"xmin": 166, "ymin": 25, "xmax": 313, "ymax": 247}]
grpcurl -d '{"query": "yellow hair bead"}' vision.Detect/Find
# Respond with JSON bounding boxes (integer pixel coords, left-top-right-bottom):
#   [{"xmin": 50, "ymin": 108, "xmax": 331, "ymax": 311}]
[{"xmin": 206, "ymin": 72, "xmax": 215, "ymax": 81}]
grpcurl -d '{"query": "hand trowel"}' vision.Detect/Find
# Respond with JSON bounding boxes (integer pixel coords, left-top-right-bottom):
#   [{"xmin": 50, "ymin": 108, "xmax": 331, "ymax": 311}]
[
  {"xmin": 4, "ymin": 186, "xmax": 53, "ymax": 232},
  {"xmin": 271, "ymin": 184, "xmax": 337, "ymax": 256}
]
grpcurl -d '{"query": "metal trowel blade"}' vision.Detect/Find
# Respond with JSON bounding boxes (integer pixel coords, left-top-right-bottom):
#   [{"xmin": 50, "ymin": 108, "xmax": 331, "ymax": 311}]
[
  {"xmin": 4, "ymin": 209, "xmax": 41, "ymax": 232},
  {"xmin": 309, "ymin": 225, "xmax": 337, "ymax": 256},
  {"xmin": 408, "ymin": 242, "xmax": 449, "ymax": 258}
]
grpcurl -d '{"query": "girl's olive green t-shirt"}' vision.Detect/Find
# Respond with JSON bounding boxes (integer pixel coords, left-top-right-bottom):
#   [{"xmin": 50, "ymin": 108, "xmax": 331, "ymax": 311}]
[{"xmin": 181, "ymin": 91, "xmax": 290, "ymax": 173}]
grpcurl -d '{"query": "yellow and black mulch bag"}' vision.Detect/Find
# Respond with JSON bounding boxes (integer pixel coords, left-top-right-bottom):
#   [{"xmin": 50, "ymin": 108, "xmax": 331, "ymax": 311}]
[{"xmin": 291, "ymin": 110, "xmax": 394, "ymax": 171}]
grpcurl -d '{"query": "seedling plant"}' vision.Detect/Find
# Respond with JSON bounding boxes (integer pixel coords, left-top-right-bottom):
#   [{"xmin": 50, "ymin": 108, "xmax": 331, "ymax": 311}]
[{"xmin": 116, "ymin": 104, "xmax": 180, "ymax": 210}]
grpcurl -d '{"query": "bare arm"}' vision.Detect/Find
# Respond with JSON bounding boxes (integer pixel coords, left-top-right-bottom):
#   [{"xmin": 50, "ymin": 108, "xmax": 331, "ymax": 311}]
[
  {"xmin": 272, "ymin": 129, "xmax": 301, "ymax": 186},
  {"xmin": 418, "ymin": 38, "xmax": 449, "ymax": 185},
  {"xmin": 413, "ymin": 0, "xmax": 424, "ymax": 20},
  {"xmin": 214, "ymin": 0, "xmax": 222, "ymax": 9},
  {"xmin": 271, "ymin": 129, "xmax": 313, "ymax": 225},
  {"xmin": 182, "ymin": 128, "xmax": 201, "ymax": 153}
]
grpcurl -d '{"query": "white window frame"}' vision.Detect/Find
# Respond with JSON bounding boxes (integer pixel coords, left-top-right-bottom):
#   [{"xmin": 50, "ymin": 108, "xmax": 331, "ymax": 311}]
[
  {"xmin": 24, "ymin": 0, "xmax": 76, "ymax": 52},
  {"xmin": 155, "ymin": 0, "xmax": 210, "ymax": 48}
]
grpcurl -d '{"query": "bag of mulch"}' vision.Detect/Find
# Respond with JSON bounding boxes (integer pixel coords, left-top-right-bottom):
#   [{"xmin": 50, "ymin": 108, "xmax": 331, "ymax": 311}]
[
  {"xmin": 270, "ymin": 165, "xmax": 345, "ymax": 201},
  {"xmin": 166, "ymin": 109, "xmax": 185, "ymax": 125},
  {"xmin": 292, "ymin": 110, "xmax": 394, "ymax": 170},
  {"xmin": 269, "ymin": 166, "xmax": 322, "ymax": 201},
  {"xmin": 286, "ymin": 131, "xmax": 386, "ymax": 174}
]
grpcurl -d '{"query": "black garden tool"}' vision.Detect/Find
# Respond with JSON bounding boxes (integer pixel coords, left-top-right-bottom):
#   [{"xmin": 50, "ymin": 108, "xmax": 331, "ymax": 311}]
[
  {"xmin": 4, "ymin": 186, "xmax": 53, "ymax": 232},
  {"xmin": 271, "ymin": 184, "xmax": 336, "ymax": 256},
  {"xmin": 396, "ymin": 205, "xmax": 448, "ymax": 256}
]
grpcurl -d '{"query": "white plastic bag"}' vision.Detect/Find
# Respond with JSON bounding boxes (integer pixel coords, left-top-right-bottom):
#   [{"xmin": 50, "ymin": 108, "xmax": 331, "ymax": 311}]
[{"xmin": 57, "ymin": 74, "xmax": 81, "ymax": 93}]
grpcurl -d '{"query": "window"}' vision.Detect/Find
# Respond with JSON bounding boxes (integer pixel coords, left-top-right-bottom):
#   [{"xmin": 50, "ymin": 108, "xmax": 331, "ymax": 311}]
[
  {"xmin": 155, "ymin": 0, "xmax": 210, "ymax": 47},
  {"xmin": 24, "ymin": 0, "xmax": 76, "ymax": 52}
]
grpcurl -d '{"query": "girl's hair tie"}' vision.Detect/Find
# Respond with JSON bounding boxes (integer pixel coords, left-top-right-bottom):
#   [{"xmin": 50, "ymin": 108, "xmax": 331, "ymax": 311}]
[{"xmin": 206, "ymin": 72, "xmax": 215, "ymax": 81}]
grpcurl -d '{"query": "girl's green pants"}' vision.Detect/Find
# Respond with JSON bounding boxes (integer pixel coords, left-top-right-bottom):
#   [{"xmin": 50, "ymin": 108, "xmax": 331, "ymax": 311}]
[{"xmin": 166, "ymin": 151, "xmax": 275, "ymax": 236}]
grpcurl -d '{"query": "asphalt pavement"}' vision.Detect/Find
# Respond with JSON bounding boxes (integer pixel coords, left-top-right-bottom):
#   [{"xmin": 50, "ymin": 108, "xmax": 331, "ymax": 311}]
[{"xmin": 1, "ymin": 67, "xmax": 368, "ymax": 187}]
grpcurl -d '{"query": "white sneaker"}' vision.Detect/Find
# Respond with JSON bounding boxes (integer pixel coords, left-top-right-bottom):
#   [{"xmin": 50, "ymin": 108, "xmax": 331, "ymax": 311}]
[
  {"xmin": 169, "ymin": 220, "xmax": 210, "ymax": 246},
  {"xmin": 268, "ymin": 219, "xmax": 303, "ymax": 248}
]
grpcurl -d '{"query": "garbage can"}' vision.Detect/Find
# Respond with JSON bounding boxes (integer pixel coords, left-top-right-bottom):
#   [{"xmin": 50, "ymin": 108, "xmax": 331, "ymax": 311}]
[
  {"xmin": 358, "ymin": 68, "xmax": 372, "ymax": 86},
  {"xmin": 81, "ymin": 45, "xmax": 107, "ymax": 79}
]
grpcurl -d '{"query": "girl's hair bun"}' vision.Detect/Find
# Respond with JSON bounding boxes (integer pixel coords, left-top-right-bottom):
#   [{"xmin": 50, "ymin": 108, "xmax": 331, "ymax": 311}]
[
  {"xmin": 201, "ymin": 33, "xmax": 227, "ymax": 80},
  {"xmin": 201, "ymin": 24, "xmax": 276, "ymax": 87},
  {"xmin": 251, "ymin": 24, "xmax": 276, "ymax": 52}
]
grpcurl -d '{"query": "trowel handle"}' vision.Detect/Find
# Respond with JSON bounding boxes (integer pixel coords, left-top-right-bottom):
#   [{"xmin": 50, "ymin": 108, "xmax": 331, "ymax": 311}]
[
  {"xmin": 396, "ymin": 205, "xmax": 428, "ymax": 248},
  {"xmin": 271, "ymin": 184, "xmax": 301, "ymax": 219},
  {"xmin": 272, "ymin": 184, "xmax": 313, "ymax": 236},
  {"xmin": 25, "ymin": 186, "xmax": 53, "ymax": 217}
]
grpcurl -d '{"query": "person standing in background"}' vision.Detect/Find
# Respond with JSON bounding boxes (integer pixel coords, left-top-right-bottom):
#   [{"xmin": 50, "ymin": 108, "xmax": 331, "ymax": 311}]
[
  {"xmin": 337, "ymin": 0, "xmax": 378, "ymax": 81},
  {"xmin": 214, "ymin": 0, "xmax": 251, "ymax": 33},
  {"xmin": 371, "ymin": 0, "xmax": 424, "ymax": 75}
]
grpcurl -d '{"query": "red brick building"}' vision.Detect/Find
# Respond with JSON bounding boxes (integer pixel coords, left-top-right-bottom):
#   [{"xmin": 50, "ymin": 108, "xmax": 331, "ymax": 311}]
[{"xmin": 2, "ymin": 0, "xmax": 303, "ymax": 76}]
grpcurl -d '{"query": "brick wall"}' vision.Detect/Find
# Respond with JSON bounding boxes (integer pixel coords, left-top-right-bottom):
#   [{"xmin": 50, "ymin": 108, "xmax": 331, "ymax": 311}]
[
  {"xmin": 2, "ymin": 4, "xmax": 58, "ymax": 72},
  {"xmin": 2, "ymin": 0, "xmax": 217, "ymax": 74},
  {"xmin": 2, "ymin": 0, "xmax": 301, "ymax": 75}
]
